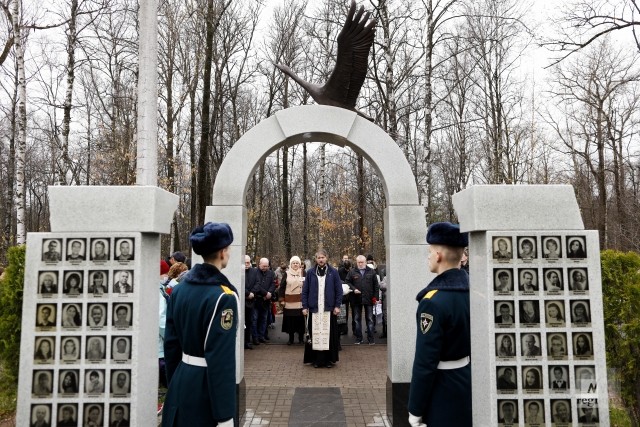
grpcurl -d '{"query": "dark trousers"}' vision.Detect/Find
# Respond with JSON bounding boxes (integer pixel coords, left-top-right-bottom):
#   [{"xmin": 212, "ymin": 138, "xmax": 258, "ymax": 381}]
[
  {"xmin": 353, "ymin": 304, "xmax": 375, "ymax": 343},
  {"xmin": 252, "ymin": 299, "xmax": 269, "ymax": 339}
]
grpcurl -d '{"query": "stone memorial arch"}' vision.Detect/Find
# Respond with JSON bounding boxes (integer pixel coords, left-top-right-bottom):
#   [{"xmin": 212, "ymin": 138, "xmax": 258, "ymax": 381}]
[{"xmin": 205, "ymin": 104, "xmax": 428, "ymax": 425}]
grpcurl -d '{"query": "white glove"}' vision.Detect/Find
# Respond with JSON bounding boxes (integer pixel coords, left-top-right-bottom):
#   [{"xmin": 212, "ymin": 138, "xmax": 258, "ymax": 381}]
[
  {"xmin": 409, "ymin": 413, "xmax": 427, "ymax": 427},
  {"xmin": 218, "ymin": 419, "xmax": 234, "ymax": 427}
]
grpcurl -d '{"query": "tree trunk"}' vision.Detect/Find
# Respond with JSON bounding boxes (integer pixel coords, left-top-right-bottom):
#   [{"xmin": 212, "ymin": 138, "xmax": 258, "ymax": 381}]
[
  {"xmin": 357, "ymin": 154, "xmax": 365, "ymax": 253},
  {"xmin": 302, "ymin": 142, "xmax": 308, "ymax": 259},
  {"xmin": 12, "ymin": 0, "xmax": 26, "ymax": 245},
  {"xmin": 60, "ymin": 0, "xmax": 78, "ymax": 185}
]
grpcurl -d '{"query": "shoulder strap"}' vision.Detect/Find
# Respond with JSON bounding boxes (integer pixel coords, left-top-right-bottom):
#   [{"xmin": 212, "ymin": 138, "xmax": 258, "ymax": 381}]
[{"xmin": 423, "ymin": 289, "xmax": 438, "ymax": 300}]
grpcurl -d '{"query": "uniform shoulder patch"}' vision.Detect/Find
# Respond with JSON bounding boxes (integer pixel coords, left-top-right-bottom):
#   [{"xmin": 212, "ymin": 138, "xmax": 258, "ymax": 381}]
[
  {"xmin": 221, "ymin": 308, "xmax": 234, "ymax": 330},
  {"xmin": 423, "ymin": 290, "xmax": 438, "ymax": 300},
  {"xmin": 420, "ymin": 312, "xmax": 434, "ymax": 334},
  {"xmin": 221, "ymin": 285, "xmax": 234, "ymax": 295}
]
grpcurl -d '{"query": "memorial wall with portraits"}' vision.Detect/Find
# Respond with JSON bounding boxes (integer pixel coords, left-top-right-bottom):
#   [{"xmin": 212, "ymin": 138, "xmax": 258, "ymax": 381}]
[
  {"xmin": 489, "ymin": 232, "xmax": 603, "ymax": 426},
  {"xmin": 20, "ymin": 234, "xmax": 139, "ymax": 427}
]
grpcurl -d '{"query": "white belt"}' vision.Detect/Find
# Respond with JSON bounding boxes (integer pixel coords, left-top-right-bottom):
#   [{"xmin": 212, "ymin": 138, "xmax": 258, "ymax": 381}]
[
  {"xmin": 182, "ymin": 353, "xmax": 207, "ymax": 367},
  {"xmin": 437, "ymin": 356, "xmax": 470, "ymax": 370}
]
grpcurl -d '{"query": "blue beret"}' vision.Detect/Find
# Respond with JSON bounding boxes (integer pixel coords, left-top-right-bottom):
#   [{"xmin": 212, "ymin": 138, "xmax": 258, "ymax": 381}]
[
  {"xmin": 190, "ymin": 222, "xmax": 234, "ymax": 256},
  {"xmin": 426, "ymin": 222, "xmax": 468, "ymax": 247}
]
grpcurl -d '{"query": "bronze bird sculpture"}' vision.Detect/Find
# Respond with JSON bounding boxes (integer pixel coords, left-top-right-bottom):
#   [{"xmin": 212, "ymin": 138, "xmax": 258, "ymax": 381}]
[{"xmin": 275, "ymin": 0, "xmax": 376, "ymax": 117}]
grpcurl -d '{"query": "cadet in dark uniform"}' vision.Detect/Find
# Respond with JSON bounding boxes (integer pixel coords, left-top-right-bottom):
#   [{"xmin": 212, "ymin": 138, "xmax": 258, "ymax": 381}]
[
  {"xmin": 163, "ymin": 223, "xmax": 239, "ymax": 427},
  {"xmin": 408, "ymin": 222, "xmax": 471, "ymax": 427}
]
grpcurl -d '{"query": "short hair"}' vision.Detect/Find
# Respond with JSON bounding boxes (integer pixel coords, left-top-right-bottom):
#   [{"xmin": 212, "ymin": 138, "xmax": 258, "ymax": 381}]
[
  {"xmin": 529, "ymin": 402, "xmax": 540, "ymax": 410},
  {"xmin": 502, "ymin": 401, "xmax": 515, "ymax": 410},
  {"xmin": 498, "ymin": 303, "xmax": 509, "ymax": 311},
  {"xmin": 316, "ymin": 249, "xmax": 328, "ymax": 258},
  {"xmin": 498, "ymin": 271, "xmax": 509, "ymax": 279},
  {"xmin": 553, "ymin": 367, "xmax": 563, "ymax": 374}
]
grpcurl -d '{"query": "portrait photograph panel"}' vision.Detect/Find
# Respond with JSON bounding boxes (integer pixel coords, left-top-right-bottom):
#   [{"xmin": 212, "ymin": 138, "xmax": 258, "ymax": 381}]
[
  {"xmin": 542, "ymin": 236, "xmax": 562, "ymax": 259},
  {"xmin": 543, "ymin": 268, "xmax": 564, "ymax": 293},
  {"xmin": 90, "ymin": 238, "xmax": 110, "ymax": 261},
  {"xmin": 521, "ymin": 332, "xmax": 542, "ymax": 358},
  {"xmin": 88, "ymin": 270, "xmax": 109, "ymax": 296},
  {"xmin": 109, "ymin": 403, "xmax": 130, "ymax": 426},
  {"xmin": 494, "ymin": 268, "xmax": 514, "ymax": 294},
  {"xmin": 38, "ymin": 271, "xmax": 59, "ymax": 296},
  {"xmin": 61, "ymin": 303, "xmax": 82, "ymax": 329},
  {"xmin": 66, "ymin": 238, "xmax": 86, "ymax": 262},
  {"xmin": 568, "ymin": 268, "xmax": 589, "ymax": 293},
  {"xmin": 493, "ymin": 237, "xmax": 513, "ymax": 261},
  {"xmin": 35, "ymin": 303, "xmax": 56, "ymax": 330},
  {"xmin": 110, "ymin": 369, "xmax": 131, "ymax": 396},
  {"xmin": 576, "ymin": 398, "xmax": 599, "ymax": 423},
  {"xmin": 495, "ymin": 333, "xmax": 517, "ymax": 358},
  {"xmin": 523, "ymin": 399, "xmax": 545, "ymax": 424},
  {"xmin": 551, "ymin": 399, "xmax": 572, "ymax": 423},
  {"xmin": 496, "ymin": 366, "xmax": 518, "ymax": 392},
  {"xmin": 112, "ymin": 336, "xmax": 132, "ymax": 362},
  {"xmin": 59, "ymin": 369, "xmax": 80, "ymax": 395},
  {"xmin": 32, "ymin": 369, "xmax": 53, "ymax": 397},
  {"xmin": 57, "ymin": 403, "xmax": 78, "ymax": 426},
  {"xmin": 84, "ymin": 403, "xmax": 104, "ymax": 427},
  {"xmin": 114, "ymin": 238, "xmax": 135, "ymax": 261},
  {"xmin": 60, "ymin": 336, "xmax": 81, "ymax": 362},
  {"xmin": 519, "ymin": 300, "xmax": 540, "ymax": 326},
  {"xmin": 547, "ymin": 333, "xmax": 568, "ymax": 359},
  {"xmin": 517, "ymin": 236, "xmax": 537, "ymax": 260},
  {"xmin": 545, "ymin": 300, "xmax": 566, "ymax": 326},
  {"xmin": 33, "ymin": 336, "xmax": 55, "ymax": 364},
  {"xmin": 497, "ymin": 399, "xmax": 518, "ymax": 424},
  {"xmin": 573, "ymin": 332, "xmax": 594, "ymax": 359},
  {"xmin": 522, "ymin": 365, "xmax": 543, "ymax": 393},
  {"xmin": 113, "ymin": 270, "xmax": 134, "ymax": 294},
  {"xmin": 62, "ymin": 270, "xmax": 84, "ymax": 296},
  {"xmin": 85, "ymin": 336, "xmax": 106, "ymax": 362},
  {"xmin": 84, "ymin": 369, "xmax": 106, "ymax": 395},
  {"xmin": 495, "ymin": 302, "xmax": 515, "ymax": 326},
  {"xmin": 575, "ymin": 366, "xmax": 597, "ymax": 394},
  {"xmin": 518, "ymin": 268, "xmax": 539, "ymax": 293},
  {"xmin": 87, "ymin": 303, "xmax": 107, "ymax": 329},
  {"xmin": 549, "ymin": 365, "xmax": 569, "ymax": 391},
  {"xmin": 113, "ymin": 303, "xmax": 133, "ymax": 328},
  {"xmin": 570, "ymin": 300, "xmax": 591, "ymax": 326},
  {"xmin": 30, "ymin": 404, "xmax": 52, "ymax": 426},
  {"xmin": 567, "ymin": 236, "xmax": 587, "ymax": 259},
  {"xmin": 42, "ymin": 238, "xmax": 63, "ymax": 262}
]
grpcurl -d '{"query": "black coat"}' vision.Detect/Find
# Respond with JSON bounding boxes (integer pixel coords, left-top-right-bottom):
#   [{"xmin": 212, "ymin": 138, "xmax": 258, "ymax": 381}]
[
  {"xmin": 345, "ymin": 266, "xmax": 379, "ymax": 305},
  {"xmin": 250, "ymin": 269, "xmax": 276, "ymax": 299},
  {"xmin": 244, "ymin": 267, "xmax": 258, "ymax": 307}
]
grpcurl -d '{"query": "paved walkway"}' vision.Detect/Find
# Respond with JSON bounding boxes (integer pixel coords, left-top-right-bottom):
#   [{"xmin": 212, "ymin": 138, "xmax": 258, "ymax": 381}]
[{"xmin": 243, "ymin": 321, "xmax": 390, "ymax": 427}]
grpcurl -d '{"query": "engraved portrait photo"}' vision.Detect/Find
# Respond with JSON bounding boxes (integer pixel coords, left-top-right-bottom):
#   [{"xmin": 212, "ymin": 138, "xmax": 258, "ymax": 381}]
[
  {"xmin": 547, "ymin": 333, "xmax": 568, "ymax": 359},
  {"xmin": 30, "ymin": 404, "xmax": 52, "ymax": 426},
  {"xmin": 110, "ymin": 370, "xmax": 131, "ymax": 396},
  {"xmin": 87, "ymin": 303, "xmax": 107, "ymax": 328},
  {"xmin": 522, "ymin": 366, "xmax": 543, "ymax": 393},
  {"xmin": 493, "ymin": 237, "xmax": 513, "ymax": 260},
  {"xmin": 567, "ymin": 236, "xmax": 587, "ymax": 259},
  {"xmin": 542, "ymin": 236, "xmax": 562, "ymax": 259},
  {"xmin": 573, "ymin": 332, "xmax": 594, "ymax": 358},
  {"xmin": 61, "ymin": 303, "xmax": 82, "ymax": 328},
  {"xmin": 35, "ymin": 303, "xmax": 56, "ymax": 330},
  {"xmin": 497, "ymin": 399, "xmax": 518, "ymax": 424},
  {"xmin": 575, "ymin": 366, "xmax": 597, "ymax": 393},
  {"xmin": 115, "ymin": 238, "xmax": 135, "ymax": 261},
  {"xmin": 524, "ymin": 399, "xmax": 544, "ymax": 424},
  {"xmin": 62, "ymin": 271, "xmax": 83, "ymax": 296},
  {"xmin": 88, "ymin": 270, "xmax": 109, "ymax": 296},
  {"xmin": 84, "ymin": 403, "xmax": 104, "ymax": 427},
  {"xmin": 113, "ymin": 270, "xmax": 134, "ymax": 294},
  {"xmin": 543, "ymin": 268, "xmax": 564, "ymax": 293},
  {"xmin": 496, "ymin": 366, "xmax": 517, "ymax": 392},
  {"xmin": 518, "ymin": 268, "xmax": 538, "ymax": 293},
  {"xmin": 521, "ymin": 333, "xmax": 542, "ymax": 357},
  {"xmin": 111, "ymin": 336, "xmax": 131, "ymax": 362},
  {"xmin": 85, "ymin": 369, "xmax": 105, "ymax": 395},
  {"xmin": 60, "ymin": 336, "xmax": 80, "ymax": 362},
  {"xmin": 57, "ymin": 404, "xmax": 78, "ymax": 426},
  {"xmin": 549, "ymin": 366, "xmax": 569, "ymax": 391},
  {"xmin": 577, "ymin": 398, "xmax": 599, "ymax": 423},
  {"xmin": 551, "ymin": 399, "xmax": 572, "ymax": 423},
  {"xmin": 38, "ymin": 271, "xmax": 58, "ymax": 296},
  {"xmin": 517, "ymin": 237, "xmax": 537, "ymax": 260},
  {"xmin": 85, "ymin": 336, "xmax": 106, "ymax": 361},
  {"xmin": 33, "ymin": 336, "xmax": 54, "ymax": 363},
  {"xmin": 496, "ymin": 333, "xmax": 516, "ymax": 358},
  {"xmin": 494, "ymin": 268, "xmax": 513, "ymax": 293},
  {"xmin": 32, "ymin": 370, "xmax": 53, "ymax": 396},
  {"xmin": 113, "ymin": 303, "xmax": 132, "ymax": 328},
  {"xmin": 110, "ymin": 404, "xmax": 130, "ymax": 426},
  {"xmin": 571, "ymin": 300, "xmax": 591, "ymax": 325},
  {"xmin": 545, "ymin": 300, "xmax": 566, "ymax": 326},
  {"xmin": 90, "ymin": 238, "xmax": 110, "ymax": 261},
  {"xmin": 519, "ymin": 300, "xmax": 540, "ymax": 325},
  {"xmin": 59, "ymin": 370, "xmax": 79, "ymax": 395},
  {"xmin": 495, "ymin": 302, "xmax": 515, "ymax": 326},
  {"xmin": 66, "ymin": 238, "xmax": 86, "ymax": 262},
  {"xmin": 41, "ymin": 238, "xmax": 62, "ymax": 262},
  {"xmin": 569, "ymin": 268, "xmax": 589, "ymax": 292}
]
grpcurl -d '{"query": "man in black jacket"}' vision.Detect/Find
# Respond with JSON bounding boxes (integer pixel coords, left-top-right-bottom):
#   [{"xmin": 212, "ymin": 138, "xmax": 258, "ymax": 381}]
[
  {"xmin": 244, "ymin": 255, "xmax": 257, "ymax": 349},
  {"xmin": 346, "ymin": 255, "xmax": 379, "ymax": 345},
  {"xmin": 250, "ymin": 258, "xmax": 276, "ymax": 344}
]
